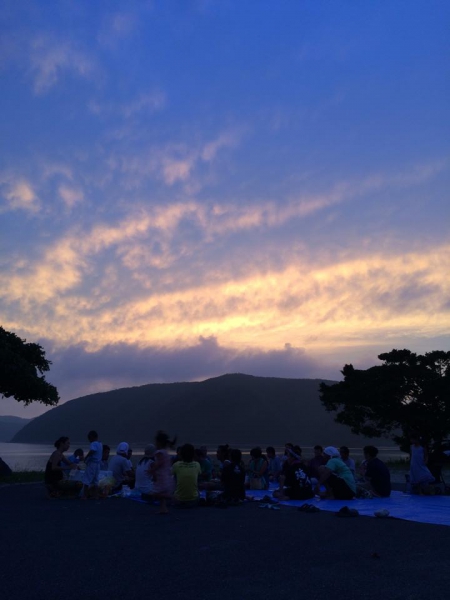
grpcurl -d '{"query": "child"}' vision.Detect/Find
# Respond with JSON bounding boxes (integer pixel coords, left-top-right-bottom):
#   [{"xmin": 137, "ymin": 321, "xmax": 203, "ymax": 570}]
[
  {"xmin": 247, "ymin": 447, "xmax": 268, "ymax": 490},
  {"xmin": 150, "ymin": 431, "xmax": 176, "ymax": 514},
  {"xmin": 68, "ymin": 448, "xmax": 84, "ymax": 465},
  {"xmin": 81, "ymin": 430, "xmax": 103, "ymax": 500}
]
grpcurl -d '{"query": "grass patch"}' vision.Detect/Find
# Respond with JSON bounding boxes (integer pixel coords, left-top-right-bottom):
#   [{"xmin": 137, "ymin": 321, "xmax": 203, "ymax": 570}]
[{"xmin": 0, "ymin": 471, "xmax": 44, "ymax": 484}]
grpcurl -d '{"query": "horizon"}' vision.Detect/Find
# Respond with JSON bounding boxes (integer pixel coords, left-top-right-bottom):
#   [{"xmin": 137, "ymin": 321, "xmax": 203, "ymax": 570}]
[{"xmin": 1, "ymin": 2, "xmax": 449, "ymax": 419}]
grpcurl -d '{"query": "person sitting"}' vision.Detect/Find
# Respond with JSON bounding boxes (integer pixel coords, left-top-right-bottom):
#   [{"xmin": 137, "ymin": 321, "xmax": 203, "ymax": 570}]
[
  {"xmin": 172, "ymin": 446, "xmax": 183, "ymax": 465},
  {"xmin": 308, "ymin": 445, "xmax": 327, "ymax": 480},
  {"xmin": 221, "ymin": 448, "xmax": 246, "ymax": 503},
  {"xmin": 68, "ymin": 448, "xmax": 84, "ymax": 465},
  {"xmin": 273, "ymin": 445, "xmax": 314, "ymax": 501},
  {"xmin": 281, "ymin": 443, "xmax": 294, "ymax": 468},
  {"xmin": 172, "ymin": 443, "xmax": 201, "ymax": 508},
  {"xmin": 266, "ymin": 446, "xmax": 282, "ymax": 482},
  {"xmin": 215, "ymin": 444, "xmax": 231, "ymax": 478},
  {"xmin": 44, "ymin": 437, "xmax": 78, "ymax": 497},
  {"xmin": 316, "ymin": 446, "xmax": 356, "ymax": 500},
  {"xmin": 339, "ymin": 446, "xmax": 356, "ymax": 479},
  {"xmin": 135, "ymin": 444, "xmax": 156, "ymax": 501},
  {"xmin": 247, "ymin": 447, "xmax": 268, "ymax": 490},
  {"xmin": 100, "ymin": 445, "xmax": 110, "ymax": 470},
  {"xmin": 360, "ymin": 446, "xmax": 391, "ymax": 497},
  {"xmin": 428, "ymin": 443, "xmax": 449, "ymax": 486},
  {"xmin": 109, "ymin": 442, "xmax": 134, "ymax": 493},
  {"xmin": 195, "ymin": 447, "xmax": 212, "ymax": 483},
  {"xmin": 126, "ymin": 447, "xmax": 134, "ymax": 469},
  {"xmin": 200, "ymin": 445, "xmax": 212, "ymax": 463}
]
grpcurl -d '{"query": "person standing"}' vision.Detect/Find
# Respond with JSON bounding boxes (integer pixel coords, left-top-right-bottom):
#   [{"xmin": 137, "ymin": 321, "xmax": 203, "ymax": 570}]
[
  {"xmin": 150, "ymin": 431, "xmax": 176, "ymax": 514},
  {"xmin": 409, "ymin": 434, "xmax": 435, "ymax": 491},
  {"xmin": 81, "ymin": 431, "xmax": 103, "ymax": 500}
]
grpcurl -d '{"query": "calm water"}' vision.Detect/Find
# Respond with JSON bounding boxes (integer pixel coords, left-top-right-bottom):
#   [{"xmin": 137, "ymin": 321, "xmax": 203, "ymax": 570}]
[{"xmin": 0, "ymin": 442, "xmax": 407, "ymax": 472}]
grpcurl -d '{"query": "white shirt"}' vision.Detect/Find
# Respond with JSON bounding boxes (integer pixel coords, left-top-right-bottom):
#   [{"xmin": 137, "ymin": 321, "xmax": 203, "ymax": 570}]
[
  {"xmin": 135, "ymin": 459, "xmax": 155, "ymax": 494},
  {"xmin": 109, "ymin": 455, "xmax": 130, "ymax": 486},
  {"xmin": 88, "ymin": 441, "xmax": 103, "ymax": 463}
]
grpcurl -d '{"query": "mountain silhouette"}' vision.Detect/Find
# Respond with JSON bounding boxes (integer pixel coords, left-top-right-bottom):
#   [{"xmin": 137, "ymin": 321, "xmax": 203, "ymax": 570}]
[{"xmin": 12, "ymin": 373, "xmax": 385, "ymax": 447}]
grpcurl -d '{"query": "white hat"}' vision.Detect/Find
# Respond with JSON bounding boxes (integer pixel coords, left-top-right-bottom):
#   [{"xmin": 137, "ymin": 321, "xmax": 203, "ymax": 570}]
[
  {"xmin": 117, "ymin": 442, "xmax": 129, "ymax": 455},
  {"xmin": 324, "ymin": 446, "xmax": 340, "ymax": 458}
]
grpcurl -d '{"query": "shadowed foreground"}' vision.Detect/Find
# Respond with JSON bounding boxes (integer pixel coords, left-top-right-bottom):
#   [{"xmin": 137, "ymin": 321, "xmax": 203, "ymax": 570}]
[{"xmin": 1, "ymin": 484, "xmax": 450, "ymax": 600}]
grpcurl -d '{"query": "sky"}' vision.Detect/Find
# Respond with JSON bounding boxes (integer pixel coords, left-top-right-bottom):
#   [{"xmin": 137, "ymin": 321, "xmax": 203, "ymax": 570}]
[{"xmin": 1, "ymin": 0, "xmax": 449, "ymax": 418}]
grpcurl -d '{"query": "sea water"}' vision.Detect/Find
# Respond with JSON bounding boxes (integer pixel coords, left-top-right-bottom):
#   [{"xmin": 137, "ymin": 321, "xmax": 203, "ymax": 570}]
[{"xmin": 0, "ymin": 442, "xmax": 406, "ymax": 472}]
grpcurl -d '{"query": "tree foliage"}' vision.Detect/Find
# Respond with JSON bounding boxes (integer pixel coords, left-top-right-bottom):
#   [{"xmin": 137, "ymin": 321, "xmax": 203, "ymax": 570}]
[
  {"xmin": 0, "ymin": 327, "xmax": 59, "ymax": 406},
  {"xmin": 320, "ymin": 349, "xmax": 450, "ymax": 451}
]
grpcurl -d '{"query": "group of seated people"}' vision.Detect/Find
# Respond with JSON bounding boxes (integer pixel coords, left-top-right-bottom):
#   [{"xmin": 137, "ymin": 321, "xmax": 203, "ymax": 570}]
[
  {"xmin": 44, "ymin": 431, "xmax": 392, "ymax": 507},
  {"xmin": 246, "ymin": 443, "xmax": 391, "ymax": 501}
]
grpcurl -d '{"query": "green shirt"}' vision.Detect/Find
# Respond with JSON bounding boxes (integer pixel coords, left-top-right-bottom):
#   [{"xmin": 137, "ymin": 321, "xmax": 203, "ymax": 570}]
[
  {"xmin": 326, "ymin": 458, "xmax": 356, "ymax": 492},
  {"xmin": 171, "ymin": 461, "xmax": 201, "ymax": 502}
]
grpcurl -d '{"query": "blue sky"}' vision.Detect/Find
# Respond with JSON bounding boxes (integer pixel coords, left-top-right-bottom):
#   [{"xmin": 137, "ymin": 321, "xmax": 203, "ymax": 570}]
[{"xmin": 1, "ymin": 1, "xmax": 449, "ymax": 417}]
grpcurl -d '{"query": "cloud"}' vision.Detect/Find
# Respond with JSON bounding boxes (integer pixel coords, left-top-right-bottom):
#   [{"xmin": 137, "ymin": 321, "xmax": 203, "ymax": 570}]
[
  {"xmin": 97, "ymin": 11, "xmax": 139, "ymax": 48},
  {"xmin": 88, "ymin": 90, "xmax": 166, "ymax": 120},
  {"xmin": 0, "ymin": 158, "xmax": 448, "ymax": 381},
  {"xmin": 42, "ymin": 162, "xmax": 73, "ymax": 181},
  {"xmin": 0, "ymin": 175, "xmax": 39, "ymax": 212},
  {"xmin": 0, "ymin": 156, "xmax": 447, "ymax": 309},
  {"xmin": 201, "ymin": 131, "xmax": 240, "ymax": 161},
  {"xmin": 45, "ymin": 336, "xmax": 319, "ymax": 403},
  {"xmin": 122, "ymin": 91, "xmax": 167, "ymax": 118},
  {"xmin": 2, "ymin": 233, "xmax": 449, "ymax": 360},
  {"xmin": 58, "ymin": 185, "xmax": 84, "ymax": 209},
  {"xmin": 110, "ymin": 129, "xmax": 242, "ymax": 188},
  {"xmin": 29, "ymin": 35, "xmax": 96, "ymax": 94}
]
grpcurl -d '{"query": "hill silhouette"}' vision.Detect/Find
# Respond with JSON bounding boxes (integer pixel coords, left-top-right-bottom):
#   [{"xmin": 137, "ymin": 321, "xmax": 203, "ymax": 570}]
[
  {"xmin": 0, "ymin": 416, "xmax": 32, "ymax": 442},
  {"xmin": 12, "ymin": 374, "xmax": 385, "ymax": 447}
]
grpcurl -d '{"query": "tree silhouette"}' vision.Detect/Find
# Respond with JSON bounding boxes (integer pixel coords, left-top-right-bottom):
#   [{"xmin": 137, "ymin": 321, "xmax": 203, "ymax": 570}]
[
  {"xmin": 320, "ymin": 349, "xmax": 450, "ymax": 451},
  {"xmin": 0, "ymin": 327, "xmax": 59, "ymax": 406}
]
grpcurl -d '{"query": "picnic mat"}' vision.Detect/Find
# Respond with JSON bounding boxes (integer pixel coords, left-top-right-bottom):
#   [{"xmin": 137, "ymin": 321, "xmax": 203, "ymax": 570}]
[
  {"xmin": 118, "ymin": 488, "xmax": 450, "ymax": 526},
  {"xmin": 248, "ymin": 489, "xmax": 450, "ymax": 526}
]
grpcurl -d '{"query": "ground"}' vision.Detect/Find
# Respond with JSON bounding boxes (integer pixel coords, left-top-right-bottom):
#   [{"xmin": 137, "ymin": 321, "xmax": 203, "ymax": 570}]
[{"xmin": 1, "ymin": 483, "xmax": 450, "ymax": 600}]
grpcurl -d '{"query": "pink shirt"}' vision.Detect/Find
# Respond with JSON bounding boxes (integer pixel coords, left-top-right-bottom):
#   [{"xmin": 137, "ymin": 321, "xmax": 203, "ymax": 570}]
[{"xmin": 152, "ymin": 449, "xmax": 173, "ymax": 494}]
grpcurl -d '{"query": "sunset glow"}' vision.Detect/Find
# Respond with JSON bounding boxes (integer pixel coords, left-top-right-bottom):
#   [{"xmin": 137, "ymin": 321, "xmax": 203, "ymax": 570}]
[{"xmin": 1, "ymin": 2, "xmax": 449, "ymax": 416}]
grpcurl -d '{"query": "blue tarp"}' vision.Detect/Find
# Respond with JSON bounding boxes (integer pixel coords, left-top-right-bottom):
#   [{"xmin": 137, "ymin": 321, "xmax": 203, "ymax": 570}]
[
  {"xmin": 120, "ymin": 485, "xmax": 450, "ymax": 526},
  {"xmin": 249, "ymin": 489, "xmax": 450, "ymax": 526}
]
